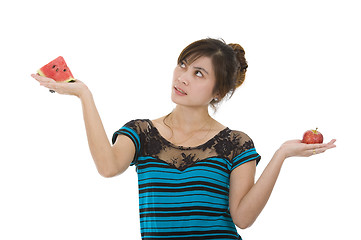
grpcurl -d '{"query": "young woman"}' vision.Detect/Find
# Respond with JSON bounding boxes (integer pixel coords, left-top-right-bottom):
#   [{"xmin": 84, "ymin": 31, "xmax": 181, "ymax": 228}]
[{"xmin": 32, "ymin": 38, "xmax": 336, "ymax": 240}]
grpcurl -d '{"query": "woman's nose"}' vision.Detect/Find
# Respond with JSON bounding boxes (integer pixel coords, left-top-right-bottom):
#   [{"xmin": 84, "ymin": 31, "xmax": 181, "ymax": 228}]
[
  {"xmin": 178, "ymin": 72, "xmax": 189, "ymax": 86},
  {"xmin": 181, "ymin": 79, "xmax": 189, "ymax": 86}
]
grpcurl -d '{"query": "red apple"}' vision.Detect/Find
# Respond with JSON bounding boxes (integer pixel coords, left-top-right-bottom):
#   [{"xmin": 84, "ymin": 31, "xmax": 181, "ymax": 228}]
[{"xmin": 302, "ymin": 128, "xmax": 323, "ymax": 144}]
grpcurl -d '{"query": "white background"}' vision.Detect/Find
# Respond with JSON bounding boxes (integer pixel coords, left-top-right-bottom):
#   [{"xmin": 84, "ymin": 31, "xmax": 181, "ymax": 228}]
[{"xmin": 1, "ymin": 0, "xmax": 360, "ymax": 239}]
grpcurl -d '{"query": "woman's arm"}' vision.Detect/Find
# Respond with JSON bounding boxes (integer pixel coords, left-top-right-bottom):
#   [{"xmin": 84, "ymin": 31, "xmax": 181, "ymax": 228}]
[
  {"xmin": 229, "ymin": 139, "xmax": 336, "ymax": 229},
  {"xmin": 31, "ymin": 74, "xmax": 134, "ymax": 177},
  {"xmin": 79, "ymin": 90, "xmax": 134, "ymax": 177}
]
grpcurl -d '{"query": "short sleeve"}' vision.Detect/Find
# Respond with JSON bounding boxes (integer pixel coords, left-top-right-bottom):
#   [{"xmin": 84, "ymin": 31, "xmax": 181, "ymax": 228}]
[
  {"xmin": 230, "ymin": 132, "xmax": 261, "ymax": 171},
  {"xmin": 112, "ymin": 120, "xmax": 142, "ymax": 166}
]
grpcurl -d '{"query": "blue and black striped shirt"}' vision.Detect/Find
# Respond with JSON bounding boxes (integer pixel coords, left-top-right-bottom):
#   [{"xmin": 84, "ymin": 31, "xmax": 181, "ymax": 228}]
[{"xmin": 112, "ymin": 119, "xmax": 261, "ymax": 240}]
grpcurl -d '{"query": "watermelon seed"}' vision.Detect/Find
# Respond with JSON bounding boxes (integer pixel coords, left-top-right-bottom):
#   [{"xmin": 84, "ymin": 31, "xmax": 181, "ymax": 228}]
[
  {"xmin": 63, "ymin": 69, "xmax": 67, "ymax": 72},
  {"xmin": 52, "ymin": 65, "xmax": 56, "ymax": 68},
  {"xmin": 56, "ymin": 68, "xmax": 59, "ymax": 72}
]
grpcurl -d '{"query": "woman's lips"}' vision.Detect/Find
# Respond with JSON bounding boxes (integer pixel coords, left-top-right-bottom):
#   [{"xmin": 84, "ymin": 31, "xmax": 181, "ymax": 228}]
[{"xmin": 174, "ymin": 86, "xmax": 187, "ymax": 96}]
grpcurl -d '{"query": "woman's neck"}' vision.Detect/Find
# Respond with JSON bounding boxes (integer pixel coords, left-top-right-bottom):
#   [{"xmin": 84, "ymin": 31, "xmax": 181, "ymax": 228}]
[{"xmin": 167, "ymin": 105, "xmax": 213, "ymax": 133}]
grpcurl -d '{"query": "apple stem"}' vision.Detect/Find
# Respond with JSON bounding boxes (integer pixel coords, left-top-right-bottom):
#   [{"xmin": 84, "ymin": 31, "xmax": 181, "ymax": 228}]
[{"xmin": 312, "ymin": 127, "xmax": 319, "ymax": 134}]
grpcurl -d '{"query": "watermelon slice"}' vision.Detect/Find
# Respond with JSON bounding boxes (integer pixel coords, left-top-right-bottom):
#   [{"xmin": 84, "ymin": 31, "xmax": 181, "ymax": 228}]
[{"xmin": 37, "ymin": 56, "xmax": 75, "ymax": 82}]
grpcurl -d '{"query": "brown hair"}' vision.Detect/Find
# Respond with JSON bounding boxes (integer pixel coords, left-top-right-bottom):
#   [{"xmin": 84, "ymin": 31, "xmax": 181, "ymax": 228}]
[{"xmin": 177, "ymin": 38, "xmax": 248, "ymax": 110}]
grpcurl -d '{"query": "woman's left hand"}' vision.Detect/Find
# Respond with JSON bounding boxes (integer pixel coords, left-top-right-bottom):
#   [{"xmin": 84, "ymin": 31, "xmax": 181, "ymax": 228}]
[{"xmin": 279, "ymin": 139, "xmax": 336, "ymax": 159}]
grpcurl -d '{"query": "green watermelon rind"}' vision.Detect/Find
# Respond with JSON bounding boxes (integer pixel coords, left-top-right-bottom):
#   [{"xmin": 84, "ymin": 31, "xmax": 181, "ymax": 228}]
[{"xmin": 37, "ymin": 69, "xmax": 75, "ymax": 83}]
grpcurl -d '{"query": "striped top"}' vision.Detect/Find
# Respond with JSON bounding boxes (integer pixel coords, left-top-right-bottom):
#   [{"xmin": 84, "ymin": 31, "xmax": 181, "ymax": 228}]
[{"xmin": 112, "ymin": 119, "xmax": 261, "ymax": 240}]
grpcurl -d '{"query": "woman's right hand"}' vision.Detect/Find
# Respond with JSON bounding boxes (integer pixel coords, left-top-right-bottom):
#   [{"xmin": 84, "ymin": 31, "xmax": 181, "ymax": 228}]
[
  {"xmin": 279, "ymin": 139, "xmax": 336, "ymax": 159},
  {"xmin": 31, "ymin": 74, "xmax": 89, "ymax": 98}
]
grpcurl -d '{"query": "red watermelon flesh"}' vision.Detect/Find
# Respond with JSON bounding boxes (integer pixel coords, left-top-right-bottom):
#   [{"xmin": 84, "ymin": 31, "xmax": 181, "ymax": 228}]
[{"xmin": 37, "ymin": 56, "xmax": 75, "ymax": 82}]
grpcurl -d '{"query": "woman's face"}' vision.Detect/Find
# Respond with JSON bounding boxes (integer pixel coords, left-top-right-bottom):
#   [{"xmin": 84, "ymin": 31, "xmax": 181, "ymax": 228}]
[{"xmin": 171, "ymin": 56, "xmax": 217, "ymax": 107}]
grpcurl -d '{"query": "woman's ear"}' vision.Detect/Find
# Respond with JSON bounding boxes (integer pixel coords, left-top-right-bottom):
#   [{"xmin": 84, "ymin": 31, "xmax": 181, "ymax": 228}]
[{"xmin": 213, "ymin": 93, "xmax": 220, "ymax": 102}]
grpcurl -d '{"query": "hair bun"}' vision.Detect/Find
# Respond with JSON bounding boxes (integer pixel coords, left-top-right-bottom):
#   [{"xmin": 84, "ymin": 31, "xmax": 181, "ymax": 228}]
[{"xmin": 228, "ymin": 43, "xmax": 248, "ymax": 88}]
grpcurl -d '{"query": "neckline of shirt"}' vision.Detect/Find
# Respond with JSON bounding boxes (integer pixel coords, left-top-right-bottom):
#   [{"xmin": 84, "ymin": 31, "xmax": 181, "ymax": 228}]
[{"xmin": 144, "ymin": 119, "xmax": 230, "ymax": 150}]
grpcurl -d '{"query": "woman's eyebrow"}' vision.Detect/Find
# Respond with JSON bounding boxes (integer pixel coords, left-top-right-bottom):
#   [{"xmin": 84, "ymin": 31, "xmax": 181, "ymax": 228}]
[{"xmin": 194, "ymin": 66, "xmax": 209, "ymax": 75}]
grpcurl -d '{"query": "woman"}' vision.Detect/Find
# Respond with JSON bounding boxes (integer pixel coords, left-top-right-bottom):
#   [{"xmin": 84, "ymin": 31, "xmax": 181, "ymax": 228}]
[{"xmin": 32, "ymin": 38, "xmax": 336, "ymax": 240}]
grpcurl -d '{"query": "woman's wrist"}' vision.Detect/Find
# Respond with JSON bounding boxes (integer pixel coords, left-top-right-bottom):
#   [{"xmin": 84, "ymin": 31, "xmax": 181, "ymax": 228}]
[
  {"xmin": 78, "ymin": 86, "xmax": 91, "ymax": 100},
  {"xmin": 274, "ymin": 147, "xmax": 288, "ymax": 163}
]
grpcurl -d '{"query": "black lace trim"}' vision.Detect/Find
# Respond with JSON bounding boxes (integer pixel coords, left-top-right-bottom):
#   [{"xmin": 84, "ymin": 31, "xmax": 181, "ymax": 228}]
[{"xmin": 122, "ymin": 119, "xmax": 255, "ymax": 171}]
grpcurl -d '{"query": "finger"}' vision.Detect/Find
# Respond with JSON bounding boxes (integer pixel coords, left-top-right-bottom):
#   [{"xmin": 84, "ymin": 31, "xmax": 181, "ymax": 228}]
[
  {"xmin": 319, "ymin": 139, "xmax": 336, "ymax": 149},
  {"xmin": 31, "ymin": 74, "xmax": 56, "ymax": 83},
  {"xmin": 40, "ymin": 82, "xmax": 64, "ymax": 92},
  {"xmin": 39, "ymin": 81, "xmax": 56, "ymax": 89},
  {"xmin": 32, "ymin": 75, "xmax": 55, "ymax": 84},
  {"xmin": 307, "ymin": 148, "xmax": 322, "ymax": 156},
  {"xmin": 304, "ymin": 149, "xmax": 314, "ymax": 157},
  {"xmin": 304, "ymin": 143, "xmax": 325, "ymax": 150},
  {"xmin": 42, "ymin": 81, "xmax": 71, "ymax": 93},
  {"xmin": 326, "ymin": 143, "xmax": 336, "ymax": 149},
  {"xmin": 314, "ymin": 147, "xmax": 331, "ymax": 155},
  {"xmin": 310, "ymin": 143, "xmax": 336, "ymax": 156}
]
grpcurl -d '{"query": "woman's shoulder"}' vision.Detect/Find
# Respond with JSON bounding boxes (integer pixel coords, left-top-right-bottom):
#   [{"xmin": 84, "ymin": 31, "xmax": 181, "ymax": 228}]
[
  {"xmin": 151, "ymin": 117, "xmax": 165, "ymax": 128},
  {"xmin": 218, "ymin": 125, "xmax": 256, "ymax": 150},
  {"xmin": 121, "ymin": 119, "xmax": 152, "ymax": 132},
  {"xmin": 126, "ymin": 118, "xmax": 150, "ymax": 123},
  {"xmin": 227, "ymin": 128, "xmax": 252, "ymax": 140}
]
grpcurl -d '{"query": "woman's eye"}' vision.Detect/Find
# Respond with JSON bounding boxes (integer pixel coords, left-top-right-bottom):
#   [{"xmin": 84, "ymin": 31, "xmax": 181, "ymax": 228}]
[
  {"xmin": 179, "ymin": 62, "xmax": 186, "ymax": 68},
  {"xmin": 195, "ymin": 71, "xmax": 203, "ymax": 77}
]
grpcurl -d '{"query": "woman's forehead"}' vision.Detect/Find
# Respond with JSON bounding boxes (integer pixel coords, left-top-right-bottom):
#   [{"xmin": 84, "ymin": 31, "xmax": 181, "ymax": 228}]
[
  {"xmin": 183, "ymin": 54, "xmax": 212, "ymax": 65},
  {"xmin": 187, "ymin": 56, "xmax": 215, "ymax": 76},
  {"xmin": 179, "ymin": 51, "xmax": 209, "ymax": 63}
]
